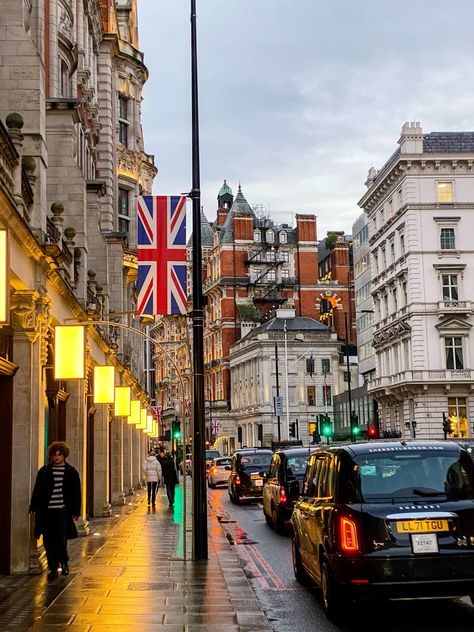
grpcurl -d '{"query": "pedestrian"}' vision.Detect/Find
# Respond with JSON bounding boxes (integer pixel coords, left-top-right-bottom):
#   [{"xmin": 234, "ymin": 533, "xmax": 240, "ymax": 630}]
[
  {"xmin": 29, "ymin": 441, "xmax": 81, "ymax": 581},
  {"xmin": 162, "ymin": 451, "xmax": 179, "ymax": 508},
  {"xmin": 142, "ymin": 449, "xmax": 162, "ymax": 508}
]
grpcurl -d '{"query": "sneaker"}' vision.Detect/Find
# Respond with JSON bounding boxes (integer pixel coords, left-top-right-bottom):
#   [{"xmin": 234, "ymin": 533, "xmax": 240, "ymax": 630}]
[
  {"xmin": 61, "ymin": 563, "xmax": 69, "ymax": 576},
  {"xmin": 47, "ymin": 570, "xmax": 58, "ymax": 581}
]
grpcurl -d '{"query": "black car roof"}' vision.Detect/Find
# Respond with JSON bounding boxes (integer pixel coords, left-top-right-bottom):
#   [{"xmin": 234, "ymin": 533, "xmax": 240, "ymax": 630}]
[
  {"xmin": 275, "ymin": 447, "xmax": 315, "ymax": 457},
  {"xmin": 319, "ymin": 440, "xmax": 463, "ymax": 457}
]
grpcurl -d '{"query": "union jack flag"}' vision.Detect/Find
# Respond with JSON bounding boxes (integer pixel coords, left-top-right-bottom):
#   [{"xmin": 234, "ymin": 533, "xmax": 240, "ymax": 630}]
[
  {"xmin": 137, "ymin": 195, "xmax": 187, "ymax": 315},
  {"xmin": 184, "ymin": 397, "xmax": 191, "ymax": 417},
  {"xmin": 211, "ymin": 417, "xmax": 219, "ymax": 435}
]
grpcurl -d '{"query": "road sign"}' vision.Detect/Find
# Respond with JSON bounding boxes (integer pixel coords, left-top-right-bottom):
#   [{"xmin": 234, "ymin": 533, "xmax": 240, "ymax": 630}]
[{"xmin": 274, "ymin": 395, "xmax": 283, "ymax": 416}]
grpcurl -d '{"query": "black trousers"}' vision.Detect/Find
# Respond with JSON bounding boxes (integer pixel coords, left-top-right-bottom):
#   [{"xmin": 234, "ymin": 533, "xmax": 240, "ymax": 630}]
[
  {"xmin": 147, "ymin": 481, "xmax": 158, "ymax": 505},
  {"xmin": 43, "ymin": 508, "xmax": 68, "ymax": 571},
  {"xmin": 165, "ymin": 482, "xmax": 176, "ymax": 506}
]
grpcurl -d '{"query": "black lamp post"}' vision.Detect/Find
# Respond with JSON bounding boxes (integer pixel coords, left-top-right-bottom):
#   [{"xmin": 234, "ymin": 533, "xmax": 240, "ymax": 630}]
[{"xmin": 190, "ymin": 0, "xmax": 207, "ymax": 560}]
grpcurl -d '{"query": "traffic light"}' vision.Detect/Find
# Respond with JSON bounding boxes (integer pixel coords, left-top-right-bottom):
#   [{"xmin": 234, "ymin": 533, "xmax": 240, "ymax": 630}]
[
  {"xmin": 367, "ymin": 423, "xmax": 378, "ymax": 439},
  {"xmin": 289, "ymin": 421, "xmax": 296, "ymax": 438},
  {"xmin": 172, "ymin": 417, "xmax": 181, "ymax": 440},
  {"xmin": 320, "ymin": 414, "xmax": 332, "ymax": 438},
  {"xmin": 350, "ymin": 412, "xmax": 360, "ymax": 441}
]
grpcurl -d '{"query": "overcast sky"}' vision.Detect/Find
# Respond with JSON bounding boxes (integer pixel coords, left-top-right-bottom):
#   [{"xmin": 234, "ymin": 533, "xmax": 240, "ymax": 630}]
[{"xmin": 136, "ymin": 0, "xmax": 474, "ymax": 237}]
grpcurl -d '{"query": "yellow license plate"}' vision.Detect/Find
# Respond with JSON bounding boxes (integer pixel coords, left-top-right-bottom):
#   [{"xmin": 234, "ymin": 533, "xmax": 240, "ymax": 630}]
[
  {"xmin": 251, "ymin": 474, "xmax": 260, "ymax": 479},
  {"xmin": 396, "ymin": 519, "xmax": 449, "ymax": 533}
]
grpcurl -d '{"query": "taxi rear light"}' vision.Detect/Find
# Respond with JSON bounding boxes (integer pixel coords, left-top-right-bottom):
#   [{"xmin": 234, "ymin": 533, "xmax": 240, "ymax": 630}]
[
  {"xmin": 340, "ymin": 516, "xmax": 360, "ymax": 553},
  {"xmin": 279, "ymin": 486, "xmax": 287, "ymax": 504},
  {"xmin": 235, "ymin": 475, "xmax": 241, "ymax": 485},
  {"xmin": 212, "ymin": 467, "xmax": 218, "ymax": 475},
  {"xmin": 351, "ymin": 579, "xmax": 369, "ymax": 584}
]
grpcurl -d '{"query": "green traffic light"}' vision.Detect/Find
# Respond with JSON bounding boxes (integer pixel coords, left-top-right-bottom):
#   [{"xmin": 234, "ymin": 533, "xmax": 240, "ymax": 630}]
[
  {"xmin": 173, "ymin": 430, "xmax": 181, "ymax": 439},
  {"xmin": 322, "ymin": 424, "xmax": 332, "ymax": 437},
  {"xmin": 351, "ymin": 425, "xmax": 360, "ymax": 435}
]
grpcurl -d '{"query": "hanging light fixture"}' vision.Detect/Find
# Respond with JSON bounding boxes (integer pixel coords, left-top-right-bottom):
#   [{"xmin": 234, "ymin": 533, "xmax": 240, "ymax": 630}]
[
  {"xmin": 137, "ymin": 407, "xmax": 147, "ymax": 430},
  {"xmin": 128, "ymin": 399, "xmax": 141, "ymax": 425},
  {"xmin": 54, "ymin": 325, "xmax": 85, "ymax": 379},
  {"xmin": 146, "ymin": 414, "xmax": 153, "ymax": 434},
  {"xmin": 94, "ymin": 366, "xmax": 115, "ymax": 404},
  {"xmin": 114, "ymin": 386, "xmax": 131, "ymax": 417}
]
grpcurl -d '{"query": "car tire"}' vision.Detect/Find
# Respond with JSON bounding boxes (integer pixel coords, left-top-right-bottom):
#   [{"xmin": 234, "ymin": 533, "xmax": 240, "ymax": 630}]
[
  {"xmin": 320, "ymin": 557, "xmax": 349, "ymax": 621},
  {"xmin": 291, "ymin": 536, "xmax": 310, "ymax": 585},
  {"xmin": 264, "ymin": 510, "xmax": 272, "ymax": 526}
]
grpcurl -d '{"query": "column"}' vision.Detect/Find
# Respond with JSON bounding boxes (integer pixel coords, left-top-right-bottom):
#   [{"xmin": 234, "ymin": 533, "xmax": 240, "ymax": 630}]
[
  {"xmin": 133, "ymin": 427, "xmax": 142, "ymax": 489},
  {"xmin": 123, "ymin": 421, "xmax": 134, "ymax": 496},
  {"xmin": 93, "ymin": 404, "xmax": 110, "ymax": 517},
  {"xmin": 110, "ymin": 418, "xmax": 125, "ymax": 505},
  {"xmin": 10, "ymin": 291, "xmax": 49, "ymax": 573},
  {"xmin": 65, "ymin": 379, "xmax": 89, "ymax": 535}
]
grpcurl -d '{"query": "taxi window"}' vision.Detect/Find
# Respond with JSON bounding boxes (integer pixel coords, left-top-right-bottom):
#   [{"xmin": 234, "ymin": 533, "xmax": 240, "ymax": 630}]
[
  {"xmin": 239, "ymin": 452, "xmax": 272, "ymax": 471},
  {"xmin": 303, "ymin": 455, "xmax": 324, "ymax": 497},
  {"xmin": 269, "ymin": 455, "xmax": 280, "ymax": 479},
  {"xmin": 318, "ymin": 455, "xmax": 335, "ymax": 499},
  {"xmin": 285, "ymin": 456, "xmax": 308, "ymax": 480},
  {"xmin": 216, "ymin": 458, "xmax": 231, "ymax": 467}
]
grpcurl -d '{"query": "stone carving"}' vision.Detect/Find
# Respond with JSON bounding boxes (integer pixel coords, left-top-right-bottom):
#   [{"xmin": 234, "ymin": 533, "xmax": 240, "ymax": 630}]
[
  {"xmin": 11, "ymin": 291, "xmax": 51, "ymax": 352},
  {"xmin": 23, "ymin": 0, "xmax": 32, "ymax": 32},
  {"xmin": 58, "ymin": 1, "xmax": 74, "ymax": 42}
]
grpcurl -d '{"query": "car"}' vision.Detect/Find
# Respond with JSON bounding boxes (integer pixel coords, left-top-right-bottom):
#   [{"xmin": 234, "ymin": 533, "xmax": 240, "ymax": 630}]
[
  {"xmin": 291, "ymin": 440, "xmax": 474, "ymax": 620},
  {"xmin": 208, "ymin": 456, "xmax": 232, "ymax": 488},
  {"xmin": 180, "ymin": 453, "xmax": 192, "ymax": 476},
  {"xmin": 455, "ymin": 439, "xmax": 474, "ymax": 459},
  {"xmin": 262, "ymin": 447, "xmax": 314, "ymax": 533},
  {"xmin": 205, "ymin": 449, "xmax": 221, "ymax": 477},
  {"xmin": 228, "ymin": 448, "xmax": 273, "ymax": 503}
]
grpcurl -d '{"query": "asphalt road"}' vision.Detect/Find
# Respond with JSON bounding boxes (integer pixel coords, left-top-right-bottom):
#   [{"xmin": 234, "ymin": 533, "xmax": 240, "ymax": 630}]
[{"xmin": 208, "ymin": 486, "xmax": 474, "ymax": 632}]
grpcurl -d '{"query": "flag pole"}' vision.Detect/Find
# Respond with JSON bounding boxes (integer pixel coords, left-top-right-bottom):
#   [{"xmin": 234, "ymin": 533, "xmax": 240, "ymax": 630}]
[{"xmin": 190, "ymin": 0, "xmax": 208, "ymax": 560}]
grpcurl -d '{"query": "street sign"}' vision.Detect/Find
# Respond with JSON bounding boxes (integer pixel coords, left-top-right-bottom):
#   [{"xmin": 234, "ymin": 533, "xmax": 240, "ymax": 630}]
[{"xmin": 274, "ymin": 395, "xmax": 283, "ymax": 416}]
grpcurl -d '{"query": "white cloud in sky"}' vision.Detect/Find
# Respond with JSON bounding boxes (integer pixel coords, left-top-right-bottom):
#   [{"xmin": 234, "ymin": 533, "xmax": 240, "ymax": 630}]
[{"xmin": 137, "ymin": 0, "xmax": 474, "ymax": 237}]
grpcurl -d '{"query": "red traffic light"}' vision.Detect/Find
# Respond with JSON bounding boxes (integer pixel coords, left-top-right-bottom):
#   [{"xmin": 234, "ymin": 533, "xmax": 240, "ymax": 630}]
[{"xmin": 368, "ymin": 424, "xmax": 378, "ymax": 438}]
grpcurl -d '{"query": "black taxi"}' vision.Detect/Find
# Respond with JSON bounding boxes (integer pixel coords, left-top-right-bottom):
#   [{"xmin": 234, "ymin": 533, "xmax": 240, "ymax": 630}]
[
  {"xmin": 228, "ymin": 448, "xmax": 272, "ymax": 503},
  {"xmin": 291, "ymin": 440, "xmax": 474, "ymax": 620},
  {"xmin": 263, "ymin": 447, "xmax": 313, "ymax": 532}
]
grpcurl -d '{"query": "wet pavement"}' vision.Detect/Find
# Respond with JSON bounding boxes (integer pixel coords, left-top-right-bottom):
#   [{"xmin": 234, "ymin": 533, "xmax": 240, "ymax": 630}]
[{"xmin": 0, "ymin": 481, "xmax": 272, "ymax": 631}]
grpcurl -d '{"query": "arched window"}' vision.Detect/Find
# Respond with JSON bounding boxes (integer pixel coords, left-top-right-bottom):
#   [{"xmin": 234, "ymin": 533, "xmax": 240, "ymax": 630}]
[
  {"xmin": 254, "ymin": 230, "xmax": 261, "ymax": 242},
  {"xmin": 266, "ymin": 230, "xmax": 274, "ymax": 243},
  {"xmin": 279, "ymin": 231, "xmax": 287, "ymax": 243}
]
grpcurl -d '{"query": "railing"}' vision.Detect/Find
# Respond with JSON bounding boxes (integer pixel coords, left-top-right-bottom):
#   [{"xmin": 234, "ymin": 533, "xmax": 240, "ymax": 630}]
[
  {"xmin": 46, "ymin": 217, "xmax": 60, "ymax": 243},
  {"xmin": 438, "ymin": 300, "xmax": 472, "ymax": 313},
  {"xmin": 369, "ymin": 369, "xmax": 473, "ymax": 389}
]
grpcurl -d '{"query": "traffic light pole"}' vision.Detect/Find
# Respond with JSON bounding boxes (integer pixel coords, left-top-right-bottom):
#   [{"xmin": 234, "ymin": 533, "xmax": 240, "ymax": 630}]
[{"xmin": 344, "ymin": 312, "xmax": 355, "ymax": 442}]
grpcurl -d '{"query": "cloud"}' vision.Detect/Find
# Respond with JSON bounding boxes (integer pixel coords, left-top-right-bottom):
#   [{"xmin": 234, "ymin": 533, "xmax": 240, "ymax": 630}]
[{"xmin": 137, "ymin": 0, "xmax": 474, "ymax": 237}]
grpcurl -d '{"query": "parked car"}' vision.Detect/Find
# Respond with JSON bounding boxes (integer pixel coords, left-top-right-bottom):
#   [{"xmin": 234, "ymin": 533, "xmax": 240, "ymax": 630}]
[
  {"xmin": 455, "ymin": 439, "xmax": 474, "ymax": 459},
  {"xmin": 228, "ymin": 448, "xmax": 273, "ymax": 503},
  {"xmin": 291, "ymin": 440, "xmax": 474, "ymax": 620},
  {"xmin": 263, "ymin": 447, "xmax": 314, "ymax": 532},
  {"xmin": 205, "ymin": 449, "xmax": 221, "ymax": 477},
  {"xmin": 208, "ymin": 456, "xmax": 232, "ymax": 488}
]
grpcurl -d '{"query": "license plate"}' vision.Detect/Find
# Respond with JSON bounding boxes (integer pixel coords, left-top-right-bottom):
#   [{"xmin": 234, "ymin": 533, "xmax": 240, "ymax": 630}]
[
  {"xmin": 396, "ymin": 519, "xmax": 449, "ymax": 533},
  {"xmin": 253, "ymin": 479, "xmax": 263, "ymax": 487},
  {"xmin": 411, "ymin": 533, "xmax": 439, "ymax": 554},
  {"xmin": 251, "ymin": 474, "xmax": 260, "ymax": 479}
]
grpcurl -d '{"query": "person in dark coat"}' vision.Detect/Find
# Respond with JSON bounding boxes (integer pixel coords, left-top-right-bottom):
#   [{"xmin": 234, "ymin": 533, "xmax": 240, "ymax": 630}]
[
  {"xmin": 161, "ymin": 452, "xmax": 179, "ymax": 507},
  {"xmin": 29, "ymin": 441, "xmax": 81, "ymax": 581}
]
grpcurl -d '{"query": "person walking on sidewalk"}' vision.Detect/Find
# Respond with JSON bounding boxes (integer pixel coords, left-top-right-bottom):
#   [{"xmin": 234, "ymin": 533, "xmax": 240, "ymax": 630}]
[
  {"xmin": 162, "ymin": 452, "xmax": 179, "ymax": 507},
  {"xmin": 142, "ymin": 449, "xmax": 163, "ymax": 507},
  {"xmin": 29, "ymin": 441, "xmax": 81, "ymax": 581}
]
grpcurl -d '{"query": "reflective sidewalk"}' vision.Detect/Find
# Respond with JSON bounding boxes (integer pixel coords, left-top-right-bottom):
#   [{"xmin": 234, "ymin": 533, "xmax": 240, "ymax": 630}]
[{"xmin": 0, "ymin": 481, "xmax": 271, "ymax": 631}]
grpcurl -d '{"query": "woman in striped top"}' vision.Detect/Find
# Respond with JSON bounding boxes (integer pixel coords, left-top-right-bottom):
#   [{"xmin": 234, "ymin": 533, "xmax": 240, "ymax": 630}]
[{"xmin": 29, "ymin": 442, "xmax": 82, "ymax": 581}]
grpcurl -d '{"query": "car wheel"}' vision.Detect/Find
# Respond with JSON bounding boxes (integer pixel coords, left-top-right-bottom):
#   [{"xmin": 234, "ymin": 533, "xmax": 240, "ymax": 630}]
[
  {"xmin": 264, "ymin": 510, "xmax": 272, "ymax": 526},
  {"xmin": 291, "ymin": 536, "xmax": 310, "ymax": 585},
  {"xmin": 320, "ymin": 557, "xmax": 349, "ymax": 621}
]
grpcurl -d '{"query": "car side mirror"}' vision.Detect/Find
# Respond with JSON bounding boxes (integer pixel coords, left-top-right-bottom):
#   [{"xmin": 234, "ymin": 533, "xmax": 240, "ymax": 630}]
[
  {"xmin": 224, "ymin": 465, "xmax": 231, "ymax": 471},
  {"xmin": 259, "ymin": 471, "xmax": 268, "ymax": 478}
]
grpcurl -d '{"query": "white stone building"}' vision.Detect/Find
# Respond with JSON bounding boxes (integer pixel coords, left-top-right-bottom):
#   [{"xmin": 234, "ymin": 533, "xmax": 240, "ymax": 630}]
[
  {"xmin": 0, "ymin": 1, "xmax": 156, "ymax": 574},
  {"xmin": 229, "ymin": 311, "xmax": 340, "ymax": 447},
  {"xmin": 358, "ymin": 122, "xmax": 474, "ymax": 439}
]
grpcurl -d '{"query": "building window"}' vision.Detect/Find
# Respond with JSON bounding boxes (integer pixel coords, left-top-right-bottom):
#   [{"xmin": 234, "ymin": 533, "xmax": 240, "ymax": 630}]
[
  {"xmin": 118, "ymin": 96, "xmax": 129, "ymax": 147},
  {"xmin": 397, "ymin": 188, "xmax": 403, "ymax": 209},
  {"xmin": 392, "ymin": 286, "xmax": 398, "ymax": 312},
  {"xmin": 343, "ymin": 371, "xmax": 349, "ymax": 382},
  {"xmin": 253, "ymin": 230, "xmax": 261, "ymax": 242},
  {"xmin": 267, "ymin": 269, "xmax": 276, "ymax": 282},
  {"xmin": 266, "ymin": 230, "xmax": 274, "ymax": 243},
  {"xmin": 59, "ymin": 59, "xmax": 70, "ymax": 97},
  {"xmin": 440, "ymin": 227, "xmax": 455, "ymax": 250},
  {"xmin": 402, "ymin": 281, "xmax": 407, "ymax": 306},
  {"xmin": 321, "ymin": 359, "xmax": 330, "ymax": 374},
  {"xmin": 442, "ymin": 274, "xmax": 459, "ymax": 301},
  {"xmin": 281, "ymin": 251, "xmax": 289, "ymax": 263},
  {"xmin": 307, "ymin": 386, "xmax": 316, "ymax": 406},
  {"xmin": 118, "ymin": 187, "xmax": 130, "ymax": 233},
  {"xmin": 448, "ymin": 397, "xmax": 468, "ymax": 438},
  {"xmin": 387, "ymin": 198, "xmax": 393, "ymax": 218},
  {"xmin": 381, "ymin": 247, "xmax": 386, "ymax": 269},
  {"xmin": 322, "ymin": 385, "xmax": 332, "ymax": 405},
  {"xmin": 390, "ymin": 241, "xmax": 395, "ymax": 263},
  {"xmin": 445, "ymin": 336, "xmax": 464, "ymax": 370},
  {"xmin": 281, "ymin": 268, "xmax": 289, "ymax": 279},
  {"xmin": 266, "ymin": 250, "xmax": 275, "ymax": 262},
  {"xmin": 400, "ymin": 233, "xmax": 405, "ymax": 255},
  {"xmin": 437, "ymin": 182, "xmax": 453, "ymax": 203},
  {"xmin": 252, "ymin": 267, "xmax": 261, "ymax": 282},
  {"xmin": 279, "ymin": 231, "xmax": 287, "ymax": 243}
]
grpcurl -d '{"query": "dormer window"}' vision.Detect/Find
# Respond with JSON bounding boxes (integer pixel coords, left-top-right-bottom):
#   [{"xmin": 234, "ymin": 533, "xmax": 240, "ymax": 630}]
[
  {"xmin": 253, "ymin": 229, "xmax": 261, "ymax": 242},
  {"xmin": 266, "ymin": 229, "xmax": 274, "ymax": 243},
  {"xmin": 279, "ymin": 231, "xmax": 287, "ymax": 243}
]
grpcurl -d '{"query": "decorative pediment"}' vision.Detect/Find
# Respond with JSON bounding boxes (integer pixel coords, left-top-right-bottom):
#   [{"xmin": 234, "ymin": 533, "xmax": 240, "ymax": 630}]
[
  {"xmin": 435, "ymin": 316, "xmax": 472, "ymax": 333},
  {"xmin": 373, "ymin": 320, "xmax": 411, "ymax": 346}
]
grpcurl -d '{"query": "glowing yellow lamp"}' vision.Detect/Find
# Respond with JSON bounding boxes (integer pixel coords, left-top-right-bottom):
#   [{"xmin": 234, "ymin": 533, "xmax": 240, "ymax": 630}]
[
  {"xmin": 137, "ymin": 407, "xmax": 147, "ymax": 430},
  {"xmin": 93, "ymin": 366, "xmax": 115, "ymax": 404},
  {"xmin": 146, "ymin": 414, "xmax": 153, "ymax": 434},
  {"xmin": 153, "ymin": 420, "xmax": 158, "ymax": 437},
  {"xmin": 114, "ymin": 386, "xmax": 131, "ymax": 416},
  {"xmin": 55, "ymin": 325, "xmax": 85, "ymax": 379},
  {"xmin": 0, "ymin": 229, "xmax": 8, "ymax": 324},
  {"xmin": 128, "ymin": 400, "xmax": 141, "ymax": 425}
]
